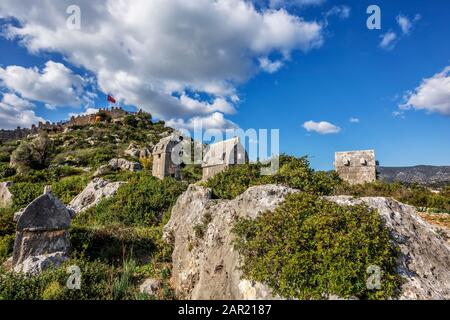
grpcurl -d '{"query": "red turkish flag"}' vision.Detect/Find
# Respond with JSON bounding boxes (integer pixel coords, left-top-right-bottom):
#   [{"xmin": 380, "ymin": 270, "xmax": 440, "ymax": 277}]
[{"xmin": 107, "ymin": 95, "xmax": 116, "ymax": 104}]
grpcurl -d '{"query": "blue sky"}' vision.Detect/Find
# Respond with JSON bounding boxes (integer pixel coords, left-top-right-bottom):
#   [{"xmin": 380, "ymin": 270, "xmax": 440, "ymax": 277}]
[{"xmin": 0, "ymin": 0, "xmax": 449, "ymax": 170}]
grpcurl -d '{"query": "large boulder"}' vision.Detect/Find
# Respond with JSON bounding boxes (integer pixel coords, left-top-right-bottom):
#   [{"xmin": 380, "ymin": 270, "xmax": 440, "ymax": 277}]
[
  {"xmin": 164, "ymin": 184, "xmax": 294, "ymax": 299},
  {"xmin": 68, "ymin": 178, "xmax": 124, "ymax": 214},
  {"xmin": 12, "ymin": 190, "xmax": 74, "ymax": 275},
  {"xmin": 165, "ymin": 185, "xmax": 450, "ymax": 300},
  {"xmin": 93, "ymin": 158, "xmax": 141, "ymax": 177},
  {"xmin": 0, "ymin": 181, "xmax": 13, "ymax": 208}
]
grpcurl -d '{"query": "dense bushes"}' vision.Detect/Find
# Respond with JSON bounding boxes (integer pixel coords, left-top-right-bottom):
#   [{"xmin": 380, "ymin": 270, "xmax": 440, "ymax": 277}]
[
  {"xmin": 0, "ymin": 258, "xmax": 117, "ymax": 300},
  {"xmin": 205, "ymin": 155, "xmax": 342, "ymax": 199},
  {"xmin": 233, "ymin": 193, "xmax": 401, "ymax": 300},
  {"xmin": 9, "ymin": 182, "xmax": 44, "ymax": 210},
  {"xmin": 76, "ymin": 172, "xmax": 187, "ymax": 227},
  {"xmin": 51, "ymin": 175, "xmax": 89, "ymax": 204}
]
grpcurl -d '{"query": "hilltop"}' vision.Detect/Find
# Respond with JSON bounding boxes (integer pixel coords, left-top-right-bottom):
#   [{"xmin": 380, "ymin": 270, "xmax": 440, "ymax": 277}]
[{"xmin": 378, "ymin": 165, "xmax": 450, "ymax": 187}]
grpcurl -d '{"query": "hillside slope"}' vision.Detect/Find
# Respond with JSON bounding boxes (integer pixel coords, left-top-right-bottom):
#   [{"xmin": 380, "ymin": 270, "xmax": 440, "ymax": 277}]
[{"xmin": 378, "ymin": 165, "xmax": 450, "ymax": 186}]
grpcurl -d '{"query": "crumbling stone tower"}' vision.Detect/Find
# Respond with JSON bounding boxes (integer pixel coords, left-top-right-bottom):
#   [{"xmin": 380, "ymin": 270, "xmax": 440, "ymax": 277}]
[{"xmin": 334, "ymin": 150, "xmax": 377, "ymax": 185}]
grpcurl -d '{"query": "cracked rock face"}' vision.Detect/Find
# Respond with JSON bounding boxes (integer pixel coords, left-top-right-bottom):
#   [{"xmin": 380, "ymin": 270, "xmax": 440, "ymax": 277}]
[
  {"xmin": 68, "ymin": 178, "xmax": 124, "ymax": 214},
  {"xmin": 0, "ymin": 181, "xmax": 13, "ymax": 208},
  {"xmin": 164, "ymin": 184, "xmax": 294, "ymax": 300},
  {"xmin": 165, "ymin": 185, "xmax": 450, "ymax": 300}
]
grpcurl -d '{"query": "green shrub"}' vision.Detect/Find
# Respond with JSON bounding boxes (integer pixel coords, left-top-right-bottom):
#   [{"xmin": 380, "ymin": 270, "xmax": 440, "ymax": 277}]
[
  {"xmin": 52, "ymin": 175, "xmax": 89, "ymax": 204},
  {"xmin": 205, "ymin": 164, "xmax": 261, "ymax": 199},
  {"xmin": 0, "ymin": 208, "xmax": 15, "ymax": 237},
  {"xmin": 0, "ymin": 163, "xmax": 16, "ymax": 179},
  {"xmin": 0, "ymin": 258, "xmax": 115, "ymax": 300},
  {"xmin": 205, "ymin": 155, "xmax": 342, "ymax": 200},
  {"xmin": 9, "ymin": 182, "xmax": 44, "ymax": 210},
  {"xmin": 70, "ymin": 225, "xmax": 157, "ymax": 265},
  {"xmin": 233, "ymin": 193, "xmax": 401, "ymax": 300},
  {"xmin": 79, "ymin": 172, "xmax": 187, "ymax": 227},
  {"xmin": 0, "ymin": 233, "xmax": 15, "ymax": 262}
]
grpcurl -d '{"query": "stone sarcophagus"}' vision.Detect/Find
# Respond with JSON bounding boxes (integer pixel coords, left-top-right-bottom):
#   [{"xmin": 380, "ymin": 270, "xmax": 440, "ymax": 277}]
[
  {"xmin": 12, "ymin": 188, "xmax": 75, "ymax": 274},
  {"xmin": 334, "ymin": 150, "xmax": 377, "ymax": 185}
]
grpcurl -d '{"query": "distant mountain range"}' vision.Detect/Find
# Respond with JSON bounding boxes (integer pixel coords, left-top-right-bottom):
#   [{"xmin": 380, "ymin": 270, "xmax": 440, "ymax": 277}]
[{"xmin": 378, "ymin": 165, "xmax": 450, "ymax": 186}]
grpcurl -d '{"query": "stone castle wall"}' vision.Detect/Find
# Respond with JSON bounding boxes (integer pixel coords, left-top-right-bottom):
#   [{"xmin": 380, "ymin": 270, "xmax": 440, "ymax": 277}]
[{"xmin": 0, "ymin": 107, "xmax": 130, "ymax": 143}]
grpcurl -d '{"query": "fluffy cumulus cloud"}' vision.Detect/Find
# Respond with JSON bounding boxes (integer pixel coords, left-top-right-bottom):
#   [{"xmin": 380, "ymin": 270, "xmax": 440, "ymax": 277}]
[
  {"xmin": 400, "ymin": 66, "xmax": 450, "ymax": 116},
  {"xmin": 0, "ymin": 0, "xmax": 324, "ymax": 127},
  {"xmin": 0, "ymin": 61, "xmax": 91, "ymax": 109},
  {"xmin": 0, "ymin": 93, "xmax": 45, "ymax": 129},
  {"xmin": 302, "ymin": 120, "xmax": 341, "ymax": 134}
]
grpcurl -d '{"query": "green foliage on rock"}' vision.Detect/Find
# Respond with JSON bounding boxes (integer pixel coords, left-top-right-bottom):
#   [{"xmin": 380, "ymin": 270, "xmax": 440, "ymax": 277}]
[
  {"xmin": 76, "ymin": 172, "xmax": 187, "ymax": 227},
  {"xmin": 233, "ymin": 192, "xmax": 401, "ymax": 300},
  {"xmin": 9, "ymin": 182, "xmax": 44, "ymax": 210},
  {"xmin": 51, "ymin": 175, "xmax": 89, "ymax": 204},
  {"xmin": 205, "ymin": 155, "xmax": 342, "ymax": 199}
]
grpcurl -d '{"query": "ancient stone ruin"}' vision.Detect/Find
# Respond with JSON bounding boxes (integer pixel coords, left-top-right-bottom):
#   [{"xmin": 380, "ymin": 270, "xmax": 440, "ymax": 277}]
[
  {"xmin": 12, "ymin": 188, "xmax": 75, "ymax": 274},
  {"xmin": 201, "ymin": 137, "xmax": 247, "ymax": 180},
  {"xmin": 152, "ymin": 134, "xmax": 186, "ymax": 180},
  {"xmin": 334, "ymin": 150, "xmax": 377, "ymax": 185}
]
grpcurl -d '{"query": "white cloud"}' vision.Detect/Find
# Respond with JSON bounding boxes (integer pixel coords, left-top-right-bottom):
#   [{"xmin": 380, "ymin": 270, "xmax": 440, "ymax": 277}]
[
  {"xmin": 167, "ymin": 112, "xmax": 239, "ymax": 131},
  {"xmin": 1, "ymin": 93, "xmax": 35, "ymax": 109},
  {"xmin": 400, "ymin": 66, "xmax": 450, "ymax": 116},
  {"xmin": 302, "ymin": 120, "xmax": 341, "ymax": 134},
  {"xmin": 396, "ymin": 14, "xmax": 421, "ymax": 35},
  {"xmin": 349, "ymin": 117, "xmax": 359, "ymax": 123},
  {"xmin": 0, "ymin": 61, "xmax": 91, "ymax": 108},
  {"xmin": 0, "ymin": 0, "xmax": 324, "ymax": 124},
  {"xmin": 259, "ymin": 57, "xmax": 284, "ymax": 73},
  {"xmin": 325, "ymin": 5, "xmax": 351, "ymax": 20},
  {"xmin": 68, "ymin": 107, "xmax": 99, "ymax": 119},
  {"xmin": 379, "ymin": 31, "xmax": 397, "ymax": 50},
  {"xmin": 0, "ymin": 93, "xmax": 44, "ymax": 129},
  {"xmin": 269, "ymin": 0, "xmax": 325, "ymax": 8}
]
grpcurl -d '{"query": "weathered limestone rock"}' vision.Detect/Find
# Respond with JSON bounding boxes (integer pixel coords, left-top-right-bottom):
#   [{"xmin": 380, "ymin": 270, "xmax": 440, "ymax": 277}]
[
  {"xmin": 125, "ymin": 143, "xmax": 152, "ymax": 159},
  {"xmin": 93, "ymin": 158, "xmax": 141, "ymax": 177},
  {"xmin": 68, "ymin": 178, "xmax": 124, "ymax": 214},
  {"xmin": 125, "ymin": 143, "xmax": 141, "ymax": 158},
  {"xmin": 139, "ymin": 278, "xmax": 161, "ymax": 295},
  {"xmin": 12, "ymin": 190, "xmax": 74, "ymax": 275},
  {"xmin": 0, "ymin": 181, "xmax": 13, "ymax": 208},
  {"xmin": 326, "ymin": 196, "xmax": 450, "ymax": 300},
  {"xmin": 164, "ymin": 184, "xmax": 294, "ymax": 299},
  {"xmin": 165, "ymin": 185, "xmax": 450, "ymax": 300}
]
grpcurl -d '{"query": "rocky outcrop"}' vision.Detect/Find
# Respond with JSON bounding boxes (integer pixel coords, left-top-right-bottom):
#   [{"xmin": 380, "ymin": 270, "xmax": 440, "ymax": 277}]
[
  {"xmin": 164, "ymin": 184, "xmax": 294, "ymax": 299},
  {"xmin": 326, "ymin": 196, "xmax": 450, "ymax": 300},
  {"xmin": 12, "ymin": 190, "xmax": 74, "ymax": 275},
  {"xmin": 165, "ymin": 185, "xmax": 450, "ymax": 300},
  {"xmin": 68, "ymin": 178, "xmax": 124, "ymax": 214},
  {"xmin": 93, "ymin": 158, "xmax": 141, "ymax": 177},
  {"xmin": 0, "ymin": 181, "xmax": 13, "ymax": 208},
  {"xmin": 124, "ymin": 143, "xmax": 152, "ymax": 159}
]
